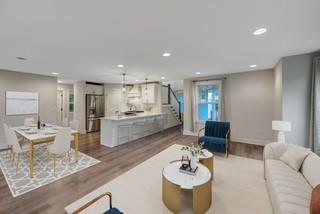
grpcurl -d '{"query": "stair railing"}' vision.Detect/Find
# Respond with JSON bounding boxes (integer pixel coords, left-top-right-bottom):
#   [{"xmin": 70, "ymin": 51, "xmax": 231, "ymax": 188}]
[{"xmin": 161, "ymin": 84, "xmax": 182, "ymax": 121}]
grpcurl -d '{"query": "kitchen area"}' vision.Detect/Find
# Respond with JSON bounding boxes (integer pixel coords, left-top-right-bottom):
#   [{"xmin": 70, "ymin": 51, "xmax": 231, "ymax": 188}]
[{"xmin": 69, "ymin": 80, "xmax": 181, "ymax": 148}]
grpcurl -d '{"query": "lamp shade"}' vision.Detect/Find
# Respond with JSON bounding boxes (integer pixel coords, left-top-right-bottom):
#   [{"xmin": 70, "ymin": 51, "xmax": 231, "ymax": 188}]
[{"xmin": 272, "ymin": 120, "xmax": 291, "ymax": 132}]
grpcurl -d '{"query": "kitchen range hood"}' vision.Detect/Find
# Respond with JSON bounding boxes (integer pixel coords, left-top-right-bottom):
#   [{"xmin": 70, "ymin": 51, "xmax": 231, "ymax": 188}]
[{"xmin": 127, "ymin": 84, "xmax": 141, "ymax": 97}]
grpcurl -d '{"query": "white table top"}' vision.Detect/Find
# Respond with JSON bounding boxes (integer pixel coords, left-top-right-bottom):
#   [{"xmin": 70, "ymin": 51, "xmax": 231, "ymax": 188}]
[
  {"xmin": 101, "ymin": 113, "xmax": 164, "ymax": 121},
  {"xmin": 163, "ymin": 162, "xmax": 211, "ymax": 190},
  {"xmin": 199, "ymin": 149, "xmax": 213, "ymax": 159},
  {"xmin": 12, "ymin": 124, "xmax": 78, "ymax": 141}
]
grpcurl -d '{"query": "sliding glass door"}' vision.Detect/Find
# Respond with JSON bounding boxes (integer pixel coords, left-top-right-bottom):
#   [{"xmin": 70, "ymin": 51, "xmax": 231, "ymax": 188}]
[{"xmin": 195, "ymin": 81, "xmax": 221, "ymax": 122}]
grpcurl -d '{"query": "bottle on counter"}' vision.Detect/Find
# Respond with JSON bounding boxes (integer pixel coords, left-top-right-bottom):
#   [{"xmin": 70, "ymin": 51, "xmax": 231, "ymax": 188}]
[{"xmin": 37, "ymin": 115, "xmax": 41, "ymax": 129}]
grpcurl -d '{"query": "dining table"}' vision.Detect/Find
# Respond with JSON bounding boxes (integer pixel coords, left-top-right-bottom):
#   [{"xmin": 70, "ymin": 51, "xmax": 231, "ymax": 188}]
[{"xmin": 12, "ymin": 124, "xmax": 79, "ymax": 178}]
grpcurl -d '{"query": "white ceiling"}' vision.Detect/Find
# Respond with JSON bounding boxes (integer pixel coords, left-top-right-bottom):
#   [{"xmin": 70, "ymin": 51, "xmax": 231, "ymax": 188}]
[{"xmin": 0, "ymin": 0, "xmax": 319, "ymax": 83}]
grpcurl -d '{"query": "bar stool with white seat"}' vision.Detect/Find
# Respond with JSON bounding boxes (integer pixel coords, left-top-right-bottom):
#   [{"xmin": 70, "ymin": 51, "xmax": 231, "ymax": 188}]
[
  {"xmin": 47, "ymin": 127, "xmax": 72, "ymax": 176},
  {"xmin": 4, "ymin": 124, "xmax": 30, "ymax": 174},
  {"xmin": 69, "ymin": 120, "xmax": 79, "ymax": 131}
]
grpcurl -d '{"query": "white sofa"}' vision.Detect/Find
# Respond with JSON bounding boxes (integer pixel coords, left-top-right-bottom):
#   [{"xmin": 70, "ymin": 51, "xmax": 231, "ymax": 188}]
[{"xmin": 264, "ymin": 142, "xmax": 320, "ymax": 214}]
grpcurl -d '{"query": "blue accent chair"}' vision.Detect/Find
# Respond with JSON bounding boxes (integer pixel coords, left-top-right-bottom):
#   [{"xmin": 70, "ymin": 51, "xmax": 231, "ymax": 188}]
[
  {"xmin": 72, "ymin": 192, "xmax": 123, "ymax": 214},
  {"xmin": 198, "ymin": 121, "xmax": 230, "ymax": 157}
]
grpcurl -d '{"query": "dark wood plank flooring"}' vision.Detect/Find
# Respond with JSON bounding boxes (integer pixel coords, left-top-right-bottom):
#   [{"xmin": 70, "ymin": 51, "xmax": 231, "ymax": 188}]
[{"xmin": 0, "ymin": 126, "xmax": 263, "ymax": 214}]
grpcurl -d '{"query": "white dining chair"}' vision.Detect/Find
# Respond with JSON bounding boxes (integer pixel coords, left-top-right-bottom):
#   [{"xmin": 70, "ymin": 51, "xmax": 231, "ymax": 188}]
[
  {"xmin": 3, "ymin": 123, "xmax": 13, "ymax": 159},
  {"xmin": 24, "ymin": 118, "xmax": 35, "ymax": 127},
  {"xmin": 69, "ymin": 120, "xmax": 79, "ymax": 131},
  {"xmin": 62, "ymin": 118, "xmax": 69, "ymax": 127},
  {"xmin": 47, "ymin": 127, "xmax": 72, "ymax": 176},
  {"xmin": 4, "ymin": 124, "xmax": 30, "ymax": 174}
]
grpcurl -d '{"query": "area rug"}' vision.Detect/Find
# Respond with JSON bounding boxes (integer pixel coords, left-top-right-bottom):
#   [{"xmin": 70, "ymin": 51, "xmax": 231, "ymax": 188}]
[
  {"xmin": 65, "ymin": 144, "xmax": 272, "ymax": 214},
  {"xmin": 0, "ymin": 145, "xmax": 100, "ymax": 197}
]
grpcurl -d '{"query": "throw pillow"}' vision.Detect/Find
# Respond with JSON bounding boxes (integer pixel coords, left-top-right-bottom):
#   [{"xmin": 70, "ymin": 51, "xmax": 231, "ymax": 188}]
[
  {"xmin": 280, "ymin": 144, "xmax": 310, "ymax": 171},
  {"xmin": 310, "ymin": 184, "xmax": 320, "ymax": 214}
]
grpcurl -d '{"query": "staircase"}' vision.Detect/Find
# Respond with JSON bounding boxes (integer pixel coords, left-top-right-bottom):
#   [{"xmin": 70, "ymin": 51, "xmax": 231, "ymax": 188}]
[{"xmin": 161, "ymin": 84, "xmax": 183, "ymax": 129}]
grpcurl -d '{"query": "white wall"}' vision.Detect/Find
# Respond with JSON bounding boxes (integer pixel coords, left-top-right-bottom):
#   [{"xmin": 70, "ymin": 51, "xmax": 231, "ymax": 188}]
[
  {"xmin": 0, "ymin": 69, "xmax": 57, "ymax": 147},
  {"xmin": 74, "ymin": 81, "xmax": 86, "ymax": 134},
  {"xmin": 273, "ymin": 61, "xmax": 283, "ymax": 122},
  {"xmin": 183, "ymin": 69, "xmax": 274, "ymax": 145},
  {"xmin": 281, "ymin": 52, "xmax": 319, "ymax": 147}
]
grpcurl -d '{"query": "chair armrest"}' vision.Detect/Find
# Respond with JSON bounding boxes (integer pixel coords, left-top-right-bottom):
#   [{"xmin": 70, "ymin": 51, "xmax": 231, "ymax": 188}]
[
  {"xmin": 197, "ymin": 127, "xmax": 205, "ymax": 143},
  {"xmin": 71, "ymin": 192, "xmax": 113, "ymax": 214}
]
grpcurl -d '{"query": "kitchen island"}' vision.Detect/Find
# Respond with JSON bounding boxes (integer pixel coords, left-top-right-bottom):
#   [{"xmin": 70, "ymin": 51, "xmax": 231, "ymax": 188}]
[{"xmin": 100, "ymin": 113, "xmax": 165, "ymax": 147}]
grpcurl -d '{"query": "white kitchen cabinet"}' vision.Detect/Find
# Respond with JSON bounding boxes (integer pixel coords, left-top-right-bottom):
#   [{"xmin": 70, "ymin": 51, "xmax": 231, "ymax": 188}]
[{"xmin": 141, "ymin": 83, "xmax": 156, "ymax": 104}]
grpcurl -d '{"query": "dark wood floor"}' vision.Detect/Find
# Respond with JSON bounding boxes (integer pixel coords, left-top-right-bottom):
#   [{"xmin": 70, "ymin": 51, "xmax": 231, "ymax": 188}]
[{"xmin": 0, "ymin": 126, "xmax": 263, "ymax": 214}]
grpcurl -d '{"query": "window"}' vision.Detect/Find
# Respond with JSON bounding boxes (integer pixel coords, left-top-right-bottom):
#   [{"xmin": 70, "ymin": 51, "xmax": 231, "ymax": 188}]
[
  {"xmin": 175, "ymin": 90, "xmax": 184, "ymax": 113},
  {"xmin": 195, "ymin": 81, "xmax": 221, "ymax": 121},
  {"xmin": 69, "ymin": 94, "xmax": 74, "ymax": 113}
]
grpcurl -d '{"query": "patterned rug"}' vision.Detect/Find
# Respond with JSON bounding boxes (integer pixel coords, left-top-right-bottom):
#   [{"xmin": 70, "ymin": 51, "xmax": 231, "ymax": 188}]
[{"xmin": 0, "ymin": 145, "xmax": 100, "ymax": 197}]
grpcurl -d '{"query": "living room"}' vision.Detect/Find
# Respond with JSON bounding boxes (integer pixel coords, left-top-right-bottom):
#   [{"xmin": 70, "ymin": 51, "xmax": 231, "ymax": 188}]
[{"xmin": 0, "ymin": 1, "xmax": 320, "ymax": 214}]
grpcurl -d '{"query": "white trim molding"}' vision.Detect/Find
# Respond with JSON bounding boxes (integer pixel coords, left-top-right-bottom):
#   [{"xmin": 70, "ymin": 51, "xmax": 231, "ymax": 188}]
[
  {"xmin": 183, "ymin": 130, "xmax": 197, "ymax": 136},
  {"xmin": 231, "ymin": 137, "xmax": 271, "ymax": 146}
]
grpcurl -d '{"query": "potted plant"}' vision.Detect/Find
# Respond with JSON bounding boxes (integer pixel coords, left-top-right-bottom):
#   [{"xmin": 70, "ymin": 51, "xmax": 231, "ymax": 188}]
[{"xmin": 181, "ymin": 142, "xmax": 205, "ymax": 170}]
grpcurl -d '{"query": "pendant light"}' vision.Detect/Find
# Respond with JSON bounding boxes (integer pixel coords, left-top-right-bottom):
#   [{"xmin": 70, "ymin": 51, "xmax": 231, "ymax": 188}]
[
  {"xmin": 122, "ymin": 73, "xmax": 126, "ymax": 92},
  {"xmin": 145, "ymin": 78, "xmax": 148, "ymax": 89}
]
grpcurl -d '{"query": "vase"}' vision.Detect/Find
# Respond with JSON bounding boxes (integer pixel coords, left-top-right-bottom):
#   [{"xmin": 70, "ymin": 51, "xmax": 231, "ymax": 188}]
[{"xmin": 190, "ymin": 155, "xmax": 197, "ymax": 170}]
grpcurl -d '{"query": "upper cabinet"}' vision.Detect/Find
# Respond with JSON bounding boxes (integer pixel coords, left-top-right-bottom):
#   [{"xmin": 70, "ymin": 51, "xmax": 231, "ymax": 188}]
[
  {"xmin": 141, "ymin": 83, "xmax": 156, "ymax": 104},
  {"xmin": 86, "ymin": 83, "xmax": 104, "ymax": 95}
]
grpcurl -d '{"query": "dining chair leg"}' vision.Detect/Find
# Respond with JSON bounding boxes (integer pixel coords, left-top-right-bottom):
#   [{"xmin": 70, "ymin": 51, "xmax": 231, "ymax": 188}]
[
  {"xmin": 16, "ymin": 154, "xmax": 20, "ymax": 175},
  {"xmin": 12, "ymin": 152, "xmax": 15, "ymax": 166},
  {"xmin": 53, "ymin": 154, "xmax": 56, "ymax": 177},
  {"xmin": 67, "ymin": 151, "xmax": 71, "ymax": 163},
  {"xmin": 47, "ymin": 152, "xmax": 50, "ymax": 169}
]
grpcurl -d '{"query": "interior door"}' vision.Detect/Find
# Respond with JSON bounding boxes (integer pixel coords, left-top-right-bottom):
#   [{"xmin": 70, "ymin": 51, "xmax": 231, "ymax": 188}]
[{"xmin": 57, "ymin": 90, "xmax": 64, "ymax": 125}]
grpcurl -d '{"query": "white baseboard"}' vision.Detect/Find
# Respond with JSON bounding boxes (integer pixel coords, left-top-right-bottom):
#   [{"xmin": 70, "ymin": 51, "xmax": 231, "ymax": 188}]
[
  {"xmin": 231, "ymin": 137, "xmax": 271, "ymax": 146},
  {"xmin": 183, "ymin": 130, "xmax": 197, "ymax": 136}
]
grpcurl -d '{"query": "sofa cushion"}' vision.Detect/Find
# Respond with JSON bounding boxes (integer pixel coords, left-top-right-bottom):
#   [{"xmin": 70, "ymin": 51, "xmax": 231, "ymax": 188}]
[
  {"xmin": 310, "ymin": 185, "xmax": 320, "ymax": 214},
  {"xmin": 280, "ymin": 144, "xmax": 310, "ymax": 171},
  {"xmin": 301, "ymin": 153, "xmax": 320, "ymax": 188},
  {"xmin": 265, "ymin": 159, "xmax": 312, "ymax": 214}
]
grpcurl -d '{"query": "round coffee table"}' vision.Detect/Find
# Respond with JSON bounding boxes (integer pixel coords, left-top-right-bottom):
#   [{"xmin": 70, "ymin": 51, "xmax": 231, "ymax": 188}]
[
  {"xmin": 162, "ymin": 162, "xmax": 212, "ymax": 213},
  {"xmin": 199, "ymin": 149, "xmax": 214, "ymax": 179}
]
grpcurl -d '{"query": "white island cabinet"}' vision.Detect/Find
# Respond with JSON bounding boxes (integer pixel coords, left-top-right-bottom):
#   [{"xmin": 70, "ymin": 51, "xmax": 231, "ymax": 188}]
[{"xmin": 100, "ymin": 113, "xmax": 164, "ymax": 147}]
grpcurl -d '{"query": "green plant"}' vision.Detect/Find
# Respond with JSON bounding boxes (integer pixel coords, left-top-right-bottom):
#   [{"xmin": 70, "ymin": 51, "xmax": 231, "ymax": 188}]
[{"xmin": 181, "ymin": 142, "xmax": 205, "ymax": 157}]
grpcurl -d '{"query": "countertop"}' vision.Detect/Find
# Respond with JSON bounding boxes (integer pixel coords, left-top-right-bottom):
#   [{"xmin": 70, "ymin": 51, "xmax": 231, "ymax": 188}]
[{"xmin": 101, "ymin": 112, "xmax": 164, "ymax": 121}]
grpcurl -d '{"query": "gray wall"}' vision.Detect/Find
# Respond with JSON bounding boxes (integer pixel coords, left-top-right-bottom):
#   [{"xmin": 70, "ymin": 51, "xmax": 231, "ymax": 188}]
[
  {"xmin": 183, "ymin": 69, "xmax": 274, "ymax": 145},
  {"xmin": 281, "ymin": 52, "xmax": 320, "ymax": 147},
  {"xmin": 0, "ymin": 69, "xmax": 57, "ymax": 147},
  {"xmin": 273, "ymin": 61, "xmax": 283, "ymax": 121}
]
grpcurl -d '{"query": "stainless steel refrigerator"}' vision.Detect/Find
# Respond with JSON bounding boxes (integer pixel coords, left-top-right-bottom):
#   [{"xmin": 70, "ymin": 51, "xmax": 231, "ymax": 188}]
[{"xmin": 86, "ymin": 95, "xmax": 105, "ymax": 132}]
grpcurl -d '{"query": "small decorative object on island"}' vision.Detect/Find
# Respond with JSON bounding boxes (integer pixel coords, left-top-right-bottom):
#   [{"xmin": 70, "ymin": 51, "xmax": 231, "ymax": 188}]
[
  {"xmin": 181, "ymin": 142, "xmax": 205, "ymax": 170},
  {"xmin": 37, "ymin": 115, "xmax": 41, "ymax": 130}
]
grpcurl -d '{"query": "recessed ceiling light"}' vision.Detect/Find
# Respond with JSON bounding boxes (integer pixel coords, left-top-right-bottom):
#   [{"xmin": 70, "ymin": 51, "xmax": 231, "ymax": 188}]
[
  {"xmin": 250, "ymin": 64, "xmax": 257, "ymax": 68},
  {"xmin": 16, "ymin": 57, "xmax": 27, "ymax": 61},
  {"xmin": 195, "ymin": 72, "xmax": 201, "ymax": 75},
  {"xmin": 135, "ymin": 79, "xmax": 139, "ymax": 82},
  {"xmin": 117, "ymin": 64, "xmax": 124, "ymax": 68},
  {"xmin": 253, "ymin": 28, "xmax": 267, "ymax": 35},
  {"xmin": 57, "ymin": 80, "xmax": 62, "ymax": 83},
  {"xmin": 161, "ymin": 77, "xmax": 165, "ymax": 80},
  {"xmin": 52, "ymin": 72, "xmax": 59, "ymax": 75},
  {"xmin": 162, "ymin": 53, "xmax": 171, "ymax": 57}
]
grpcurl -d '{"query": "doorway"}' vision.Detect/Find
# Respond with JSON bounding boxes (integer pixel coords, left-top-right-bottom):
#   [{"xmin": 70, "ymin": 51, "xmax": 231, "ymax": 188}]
[{"xmin": 57, "ymin": 90, "xmax": 64, "ymax": 125}]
